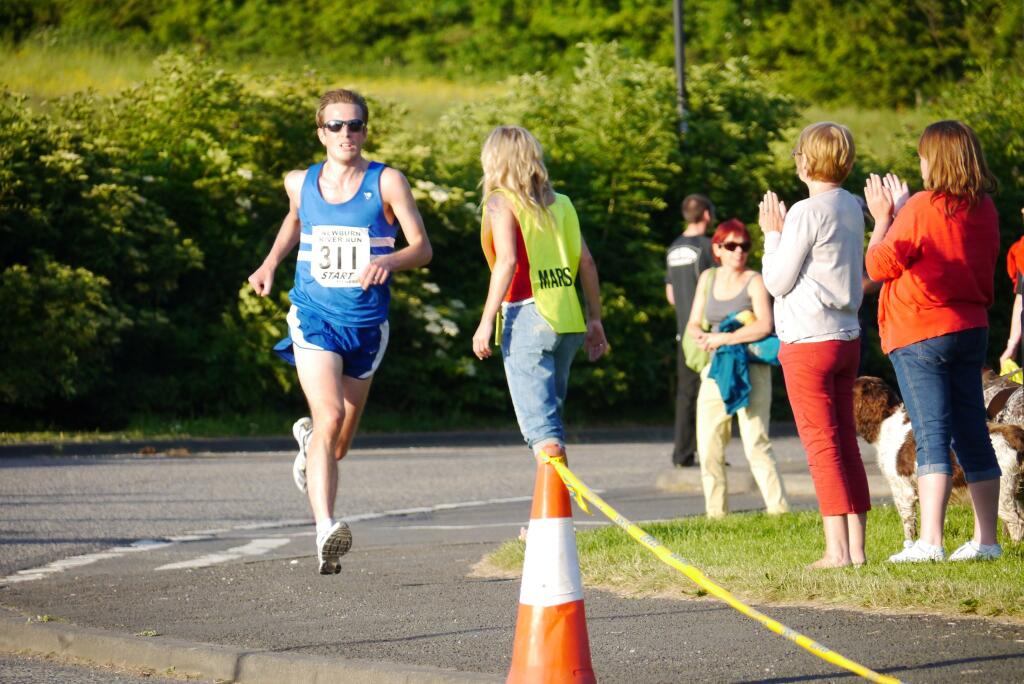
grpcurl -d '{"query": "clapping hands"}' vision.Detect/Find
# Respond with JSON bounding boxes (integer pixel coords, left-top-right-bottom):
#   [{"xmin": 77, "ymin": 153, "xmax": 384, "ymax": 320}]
[
  {"xmin": 865, "ymin": 173, "xmax": 908, "ymax": 223},
  {"xmin": 759, "ymin": 191, "xmax": 787, "ymax": 233},
  {"xmin": 884, "ymin": 173, "xmax": 909, "ymax": 215}
]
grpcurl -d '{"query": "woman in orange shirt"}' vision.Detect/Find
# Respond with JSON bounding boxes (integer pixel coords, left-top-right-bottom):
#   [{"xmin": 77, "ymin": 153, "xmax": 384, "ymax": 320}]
[{"xmin": 865, "ymin": 120, "xmax": 1001, "ymax": 563}]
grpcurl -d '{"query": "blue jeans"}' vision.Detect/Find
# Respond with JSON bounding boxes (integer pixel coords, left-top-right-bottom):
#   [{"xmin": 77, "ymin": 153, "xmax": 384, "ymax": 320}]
[
  {"xmin": 889, "ymin": 327, "xmax": 1001, "ymax": 482},
  {"xmin": 501, "ymin": 302, "xmax": 584, "ymax": 448}
]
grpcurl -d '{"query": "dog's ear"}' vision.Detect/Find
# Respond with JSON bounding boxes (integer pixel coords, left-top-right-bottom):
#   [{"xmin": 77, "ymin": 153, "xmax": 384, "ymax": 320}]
[
  {"xmin": 853, "ymin": 376, "xmax": 894, "ymax": 444},
  {"xmin": 990, "ymin": 423, "xmax": 1024, "ymax": 455},
  {"xmin": 982, "ymin": 367, "xmax": 1015, "ymax": 391},
  {"xmin": 883, "ymin": 380, "xmax": 902, "ymax": 410}
]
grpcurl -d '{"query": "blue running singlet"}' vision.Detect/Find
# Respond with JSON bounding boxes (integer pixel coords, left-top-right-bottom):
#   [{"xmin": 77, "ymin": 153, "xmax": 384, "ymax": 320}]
[{"xmin": 288, "ymin": 161, "xmax": 398, "ymax": 327}]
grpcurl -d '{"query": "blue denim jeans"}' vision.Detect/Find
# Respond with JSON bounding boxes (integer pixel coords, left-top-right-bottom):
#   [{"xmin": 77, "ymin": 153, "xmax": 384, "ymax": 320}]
[
  {"xmin": 501, "ymin": 302, "xmax": 584, "ymax": 448},
  {"xmin": 889, "ymin": 327, "xmax": 1001, "ymax": 482}
]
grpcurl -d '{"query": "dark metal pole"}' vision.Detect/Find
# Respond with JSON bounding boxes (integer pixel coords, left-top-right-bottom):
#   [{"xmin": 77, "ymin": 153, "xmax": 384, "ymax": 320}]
[{"xmin": 673, "ymin": 0, "xmax": 687, "ymax": 135}]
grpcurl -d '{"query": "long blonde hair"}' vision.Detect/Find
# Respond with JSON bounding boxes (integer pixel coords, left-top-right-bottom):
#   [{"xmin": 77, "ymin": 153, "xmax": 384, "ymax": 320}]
[
  {"xmin": 481, "ymin": 126, "xmax": 554, "ymax": 226},
  {"xmin": 918, "ymin": 120, "xmax": 997, "ymax": 216}
]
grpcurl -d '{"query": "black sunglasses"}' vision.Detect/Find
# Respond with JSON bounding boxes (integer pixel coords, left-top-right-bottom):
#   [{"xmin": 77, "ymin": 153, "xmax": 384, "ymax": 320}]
[
  {"xmin": 720, "ymin": 241, "xmax": 751, "ymax": 253},
  {"xmin": 321, "ymin": 119, "xmax": 365, "ymax": 134}
]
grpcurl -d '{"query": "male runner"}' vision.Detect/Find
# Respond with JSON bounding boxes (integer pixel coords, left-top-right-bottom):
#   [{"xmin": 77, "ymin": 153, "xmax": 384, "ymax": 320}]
[{"xmin": 248, "ymin": 89, "xmax": 432, "ymax": 575}]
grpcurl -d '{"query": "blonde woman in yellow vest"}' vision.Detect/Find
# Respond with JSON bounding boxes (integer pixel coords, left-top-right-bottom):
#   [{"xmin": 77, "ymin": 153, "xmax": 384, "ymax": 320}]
[{"xmin": 472, "ymin": 126, "xmax": 608, "ymax": 462}]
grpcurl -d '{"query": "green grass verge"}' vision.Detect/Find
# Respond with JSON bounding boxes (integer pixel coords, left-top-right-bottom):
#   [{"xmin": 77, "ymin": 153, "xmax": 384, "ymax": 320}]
[
  {"xmin": 0, "ymin": 412, "xmax": 294, "ymax": 445},
  {"xmin": 483, "ymin": 504, "xmax": 1024, "ymax": 621},
  {"xmin": 0, "ymin": 41, "xmax": 157, "ymax": 98},
  {"xmin": 0, "ymin": 407, "xmax": 671, "ymax": 445},
  {"xmin": 0, "ymin": 41, "xmax": 499, "ymax": 124},
  {"xmin": 0, "ymin": 408, "xmax": 520, "ymax": 445}
]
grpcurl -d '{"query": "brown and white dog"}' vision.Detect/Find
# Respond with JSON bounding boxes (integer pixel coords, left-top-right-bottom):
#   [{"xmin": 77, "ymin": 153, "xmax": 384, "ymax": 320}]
[
  {"xmin": 852, "ymin": 376, "xmax": 1024, "ymax": 543},
  {"xmin": 982, "ymin": 368, "xmax": 1024, "ymax": 425}
]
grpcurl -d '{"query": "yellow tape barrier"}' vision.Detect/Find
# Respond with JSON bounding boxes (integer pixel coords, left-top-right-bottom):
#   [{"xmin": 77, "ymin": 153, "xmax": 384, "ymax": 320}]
[{"xmin": 544, "ymin": 454, "xmax": 902, "ymax": 684}]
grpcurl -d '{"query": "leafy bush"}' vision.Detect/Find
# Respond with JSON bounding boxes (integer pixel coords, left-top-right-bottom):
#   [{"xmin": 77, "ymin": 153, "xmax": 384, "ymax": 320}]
[
  {"xmin": 0, "ymin": 88, "xmax": 198, "ymax": 412},
  {"xmin": 0, "ymin": 260, "xmax": 128, "ymax": 406},
  {"xmin": 0, "ymin": 59, "xmax": 319, "ymax": 423}
]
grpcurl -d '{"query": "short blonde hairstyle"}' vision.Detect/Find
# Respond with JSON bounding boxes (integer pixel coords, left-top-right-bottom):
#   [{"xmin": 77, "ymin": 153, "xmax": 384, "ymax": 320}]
[
  {"xmin": 316, "ymin": 89, "xmax": 369, "ymax": 127},
  {"xmin": 918, "ymin": 120, "xmax": 997, "ymax": 213},
  {"xmin": 480, "ymin": 126, "xmax": 554, "ymax": 226},
  {"xmin": 794, "ymin": 122, "xmax": 855, "ymax": 183}
]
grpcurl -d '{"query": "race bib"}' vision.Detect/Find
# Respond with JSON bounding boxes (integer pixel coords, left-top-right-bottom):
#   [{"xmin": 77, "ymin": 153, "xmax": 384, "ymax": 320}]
[{"xmin": 311, "ymin": 225, "xmax": 370, "ymax": 288}]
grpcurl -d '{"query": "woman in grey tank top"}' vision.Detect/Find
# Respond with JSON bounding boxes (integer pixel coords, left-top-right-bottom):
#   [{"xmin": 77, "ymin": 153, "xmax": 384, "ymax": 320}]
[
  {"xmin": 685, "ymin": 219, "xmax": 789, "ymax": 519},
  {"xmin": 704, "ymin": 271, "xmax": 756, "ymax": 333}
]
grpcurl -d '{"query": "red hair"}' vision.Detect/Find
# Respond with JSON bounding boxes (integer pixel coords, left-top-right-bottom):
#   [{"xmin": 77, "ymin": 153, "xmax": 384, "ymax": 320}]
[{"xmin": 710, "ymin": 219, "xmax": 751, "ymax": 265}]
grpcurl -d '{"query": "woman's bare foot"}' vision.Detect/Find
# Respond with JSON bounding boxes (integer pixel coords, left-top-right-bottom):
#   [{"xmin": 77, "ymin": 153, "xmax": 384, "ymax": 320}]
[{"xmin": 806, "ymin": 556, "xmax": 851, "ymax": 570}]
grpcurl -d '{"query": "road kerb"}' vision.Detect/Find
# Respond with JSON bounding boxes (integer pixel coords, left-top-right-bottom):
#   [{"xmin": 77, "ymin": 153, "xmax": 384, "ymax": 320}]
[{"xmin": 0, "ymin": 610, "xmax": 501, "ymax": 683}]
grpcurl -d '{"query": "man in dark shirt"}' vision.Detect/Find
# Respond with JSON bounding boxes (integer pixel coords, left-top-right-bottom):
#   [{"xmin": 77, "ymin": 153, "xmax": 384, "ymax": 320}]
[{"xmin": 665, "ymin": 194, "xmax": 716, "ymax": 467}]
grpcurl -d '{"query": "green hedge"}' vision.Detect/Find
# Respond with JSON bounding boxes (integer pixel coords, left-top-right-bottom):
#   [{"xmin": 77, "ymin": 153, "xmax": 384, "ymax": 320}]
[{"xmin": 2, "ymin": 46, "xmax": 1021, "ymax": 429}]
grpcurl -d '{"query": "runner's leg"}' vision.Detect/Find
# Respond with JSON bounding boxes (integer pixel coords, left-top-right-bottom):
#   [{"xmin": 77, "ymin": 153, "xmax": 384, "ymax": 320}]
[
  {"xmin": 332, "ymin": 375, "xmax": 374, "ymax": 462},
  {"xmin": 294, "ymin": 345, "xmax": 345, "ymax": 523}
]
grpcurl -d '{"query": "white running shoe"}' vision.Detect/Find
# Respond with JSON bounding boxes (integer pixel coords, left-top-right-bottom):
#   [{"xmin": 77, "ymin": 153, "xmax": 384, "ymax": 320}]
[
  {"xmin": 887, "ymin": 539, "xmax": 945, "ymax": 563},
  {"xmin": 949, "ymin": 540, "xmax": 1002, "ymax": 561},
  {"xmin": 291, "ymin": 417, "xmax": 312, "ymax": 493},
  {"xmin": 316, "ymin": 521, "xmax": 352, "ymax": 575}
]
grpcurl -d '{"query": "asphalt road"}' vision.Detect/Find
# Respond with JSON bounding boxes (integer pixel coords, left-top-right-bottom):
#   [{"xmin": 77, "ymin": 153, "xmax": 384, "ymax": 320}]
[{"xmin": 1, "ymin": 436, "xmax": 1023, "ymax": 682}]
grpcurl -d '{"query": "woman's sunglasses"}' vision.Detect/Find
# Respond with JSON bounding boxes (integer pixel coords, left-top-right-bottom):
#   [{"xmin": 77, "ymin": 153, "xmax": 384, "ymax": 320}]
[
  {"xmin": 321, "ymin": 119, "xmax": 366, "ymax": 134},
  {"xmin": 719, "ymin": 241, "xmax": 751, "ymax": 253}
]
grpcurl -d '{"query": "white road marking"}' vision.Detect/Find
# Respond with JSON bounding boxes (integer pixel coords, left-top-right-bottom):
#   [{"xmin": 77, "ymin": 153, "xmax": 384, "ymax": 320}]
[
  {"xmin": 3, "ymin": 539, "xmax": 171, "ymax": 584},
  {"xmin": 0, "ymin": 493, "xmax": 542, "ymax": 584},
  {"xmin": 156, "ymin": 538, "xmax": 291, "ymax": 571}
]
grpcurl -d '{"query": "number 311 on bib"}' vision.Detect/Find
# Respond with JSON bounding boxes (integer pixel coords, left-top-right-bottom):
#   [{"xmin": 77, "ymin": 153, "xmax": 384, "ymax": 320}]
[{"xmin": 312, "ymin": 225, "xmax": 371, "ymax": 288}]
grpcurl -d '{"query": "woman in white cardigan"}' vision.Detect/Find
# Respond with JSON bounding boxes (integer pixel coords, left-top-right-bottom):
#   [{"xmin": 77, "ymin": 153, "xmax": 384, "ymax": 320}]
[{"xmin": 760, "ymin": 122, "xmax": 871, "ymax": 569}]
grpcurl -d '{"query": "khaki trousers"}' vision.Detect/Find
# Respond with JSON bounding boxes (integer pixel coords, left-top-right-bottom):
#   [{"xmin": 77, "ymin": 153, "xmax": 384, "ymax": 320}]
[{"xmin": 697, "ymin": 363, "xmax": 789, "ymax": 518}]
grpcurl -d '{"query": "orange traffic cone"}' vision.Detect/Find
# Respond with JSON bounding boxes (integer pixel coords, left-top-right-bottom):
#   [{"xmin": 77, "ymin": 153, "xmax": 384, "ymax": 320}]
[{"xmin": 507, "ymin": 446, "xmax": 596, "ymax": 683}]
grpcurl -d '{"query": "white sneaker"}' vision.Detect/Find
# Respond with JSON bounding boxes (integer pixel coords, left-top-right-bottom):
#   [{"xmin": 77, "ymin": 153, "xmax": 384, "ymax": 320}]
[
  {"xmin": 316, "ymin": 521, "xmax": 352, "ymax": 575},
  {"xmin": 887, "ymin": 539, "xmax": 945, "ymax": 563},
  {"xmin": 291, "ymin": 417, "xmax": 312, "ymax": 493},
  {"xmin": 949, "ymin": 540, "xmax": 1002, "ymax": 561}
]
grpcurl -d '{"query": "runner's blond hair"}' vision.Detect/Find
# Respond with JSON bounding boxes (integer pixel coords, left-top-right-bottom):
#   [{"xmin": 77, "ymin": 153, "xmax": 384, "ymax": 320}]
[{"xmin": 481, "ymin": 126, "xmax": 554, "ymax": 227}]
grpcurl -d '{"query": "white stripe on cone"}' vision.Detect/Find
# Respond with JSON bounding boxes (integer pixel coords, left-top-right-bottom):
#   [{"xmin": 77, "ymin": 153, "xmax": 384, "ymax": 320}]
[{"xmin": 519, "ymin": 517, "xmax": 583, "ymax": 607}]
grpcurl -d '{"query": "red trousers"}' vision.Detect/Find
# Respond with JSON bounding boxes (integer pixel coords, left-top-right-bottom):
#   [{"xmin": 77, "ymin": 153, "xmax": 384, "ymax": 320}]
[{"xmin": 779, "ymin": 339, "xmax": 871, "ymax": 516}]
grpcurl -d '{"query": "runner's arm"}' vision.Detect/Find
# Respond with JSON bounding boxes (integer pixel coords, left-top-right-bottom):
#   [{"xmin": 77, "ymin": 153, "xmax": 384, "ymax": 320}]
[
  {"xmin": 579, "ymin": 238, "xmax": 608, "ymax": 361},
  {"xmin": 472, "ymin": 194, "xmax": 517, "ymax": 360},
  {"xmin": 248, "ymin": 170, "xmax": 305, "ymax": 296},
  {"xmin": 361, "ymin": 167, "xmax": 433, "ymax": 289}
]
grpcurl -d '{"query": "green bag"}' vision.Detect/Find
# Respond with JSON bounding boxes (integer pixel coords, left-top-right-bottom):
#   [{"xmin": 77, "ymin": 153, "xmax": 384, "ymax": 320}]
[{"xmin": 681, "ymin": 268, "xmax": 715, "ymax": 373}]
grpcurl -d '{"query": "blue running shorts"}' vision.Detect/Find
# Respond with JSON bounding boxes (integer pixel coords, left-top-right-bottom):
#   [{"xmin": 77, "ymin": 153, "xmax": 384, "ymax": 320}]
[{"xmin": 274, "ymin": 305, "xmax": 389, "ymax": 379}]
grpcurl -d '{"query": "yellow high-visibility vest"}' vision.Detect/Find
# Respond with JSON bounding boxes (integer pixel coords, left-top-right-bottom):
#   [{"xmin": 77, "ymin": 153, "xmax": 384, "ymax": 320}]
[{"xmin": 481, "ymin": 189, "xmax": 586, "ymax": 339}]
